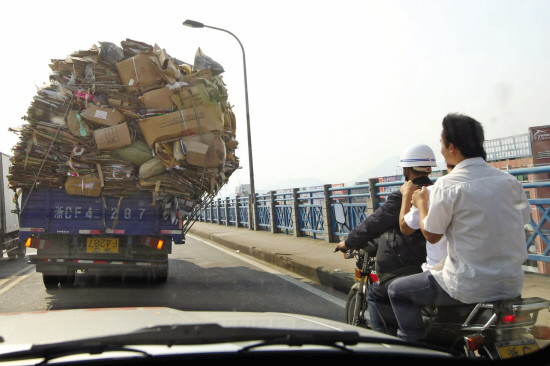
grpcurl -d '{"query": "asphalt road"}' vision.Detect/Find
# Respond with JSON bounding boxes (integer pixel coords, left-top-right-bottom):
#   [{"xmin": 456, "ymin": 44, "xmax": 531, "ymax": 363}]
[{"xmin": 0, "ymin": 236, "xmax": 347, "ymax": 322}]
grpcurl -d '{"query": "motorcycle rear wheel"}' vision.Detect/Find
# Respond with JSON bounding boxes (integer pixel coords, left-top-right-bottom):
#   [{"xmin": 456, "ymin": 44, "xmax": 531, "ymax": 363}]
[{"xmin": 345, "ymin": 287, "xmax": 370, "ymax": 328}]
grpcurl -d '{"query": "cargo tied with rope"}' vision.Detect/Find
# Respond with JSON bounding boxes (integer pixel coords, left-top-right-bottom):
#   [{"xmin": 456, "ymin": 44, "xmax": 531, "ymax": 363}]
[{"xmin": 8, "ymin": 39, "xmax": 240, "ymax": 233}]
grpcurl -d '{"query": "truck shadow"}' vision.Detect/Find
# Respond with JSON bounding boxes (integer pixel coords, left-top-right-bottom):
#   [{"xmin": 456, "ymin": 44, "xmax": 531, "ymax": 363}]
[{"xmin": 42, "ymin": 258, "xmax": 344, "ymax": 323}]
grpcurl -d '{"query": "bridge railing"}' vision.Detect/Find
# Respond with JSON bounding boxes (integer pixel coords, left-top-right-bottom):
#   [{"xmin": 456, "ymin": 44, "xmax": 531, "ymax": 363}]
[{"xmin": 192, "ymin": 166, "xmax": 550, "ymax": 265}]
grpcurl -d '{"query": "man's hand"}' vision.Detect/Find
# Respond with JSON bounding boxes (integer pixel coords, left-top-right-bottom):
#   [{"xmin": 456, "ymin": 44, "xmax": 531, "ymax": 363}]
[
  {"xmin": 411, "ymin": 186, "xmax": 429, "ymax": 207},
  {"xmin": 334, "ymin": 240, "xmax": 349, "ymax": 253},
  {"xmin": 400, "ymin": 180, "xmax": 417, "ymax": 198}
]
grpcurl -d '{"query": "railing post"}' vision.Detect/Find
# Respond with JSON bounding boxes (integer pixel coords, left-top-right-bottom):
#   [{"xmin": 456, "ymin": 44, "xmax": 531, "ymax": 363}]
[
  {"xmin": 322, "ymin": 184, "xmax": 334, "ymax": 243},
  {"xmin": 208, "ymin": 200, "xmax": 214, "ymax": 224},
  {"xmin": 269, "ymin": 191, "xmax": 277, "ymax": 234},
  {"xmin": 216, "ymin": 198, "xmax": 222, "ymax": 225},
  {"xmin": 292, "ymin": 188, "xmax": 301, "ymax": 237},
  {"xmin": 235, "ymin": 198, "xmax": 240, "ymax": 228},
  {"xmin": 367, "ymin": 178, "xmax": 380, "ymax": 215},
  {"xmin": 224, "ymin": 197, "xmax": 230, "ymax": 226},
  {"xmin": 248, "ymin": 194, "xmax": 257, "ymax": 231}
]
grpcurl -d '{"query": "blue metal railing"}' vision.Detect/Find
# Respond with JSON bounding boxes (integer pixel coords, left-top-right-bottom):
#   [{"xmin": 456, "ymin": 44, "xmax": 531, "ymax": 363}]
[{"xmin": 192, "ymin": 166, "xmax": 550, "ymax": 266}]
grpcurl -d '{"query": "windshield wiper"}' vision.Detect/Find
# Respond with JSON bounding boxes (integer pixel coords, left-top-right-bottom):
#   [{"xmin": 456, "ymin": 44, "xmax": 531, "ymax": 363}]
[{"xmin": 0, "ymin": 324, "xmax": 462, "ymax": 361}]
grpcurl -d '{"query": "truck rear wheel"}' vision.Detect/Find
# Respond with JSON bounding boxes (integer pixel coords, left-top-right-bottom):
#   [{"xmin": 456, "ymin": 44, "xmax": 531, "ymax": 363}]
[
  {"xmin": 59, "ymin": 271, "xmax": 76, "ymax": 288},
  {"xmin": 7, "ymin": 242, "xmax": 26, "ymax": 260},
  {"xmin": 153, "ymin": 264, "xmax": 168, "ymax": 283},
  {"xmin": 43, "ymin": 274, "xmax": 59, "ymax": 289}
]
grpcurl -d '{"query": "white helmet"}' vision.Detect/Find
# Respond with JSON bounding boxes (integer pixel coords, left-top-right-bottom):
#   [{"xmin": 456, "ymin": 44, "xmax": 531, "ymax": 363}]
[{"xmin": 398, "ymin": 144, "xmax": 437, "ymax": 168}]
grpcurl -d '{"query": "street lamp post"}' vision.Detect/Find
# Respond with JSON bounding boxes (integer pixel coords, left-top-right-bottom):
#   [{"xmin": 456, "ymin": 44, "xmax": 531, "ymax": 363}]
[{"xmin": 182, "ymin": 20, "xmax": 257, "ymax": 223}]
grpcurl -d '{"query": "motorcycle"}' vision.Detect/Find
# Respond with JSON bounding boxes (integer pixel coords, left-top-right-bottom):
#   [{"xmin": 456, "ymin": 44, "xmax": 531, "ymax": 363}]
[{"xmin": 333, "ymin": 202, "xmax": 550, "ymax": 359}]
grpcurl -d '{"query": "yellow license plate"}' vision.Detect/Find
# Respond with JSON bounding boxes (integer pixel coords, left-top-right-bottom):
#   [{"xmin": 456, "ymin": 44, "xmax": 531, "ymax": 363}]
[
  {"xmin": 497, "ymin": 341, "xmax": 539, "ymax": 359},
  {"xmin": 86, "ymin": 238, "xmax": 119, "ymax": 253}
]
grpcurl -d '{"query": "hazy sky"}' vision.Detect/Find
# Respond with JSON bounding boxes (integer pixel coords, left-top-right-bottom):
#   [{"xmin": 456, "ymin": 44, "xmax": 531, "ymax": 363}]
[{"xmin": 1, "ymin": 0, "xmax": 549, "ymax": 198}]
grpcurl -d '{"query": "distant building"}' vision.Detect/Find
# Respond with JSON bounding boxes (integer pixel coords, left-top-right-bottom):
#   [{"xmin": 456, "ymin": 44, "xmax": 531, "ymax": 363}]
[
  {"xmin": 484, "ymin": 127, "xmax": 549, "ymax": 274},
  {"xmin": 235, "ymin": 184, "xmax": 251, "ymax": 198}
]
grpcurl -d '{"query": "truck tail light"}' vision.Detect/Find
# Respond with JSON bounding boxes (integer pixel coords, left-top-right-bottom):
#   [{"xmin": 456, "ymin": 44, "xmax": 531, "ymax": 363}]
[
  {"xmin": 140, "ymin": 237, "xmax": 165, "ymax": 250},
  {"xmin": 25, "ymin": 238, "xmax": 33, "ymax": 247},
  {"xmin": 30, "ymin": 239, "xmax": 50, "ymax": 250}
]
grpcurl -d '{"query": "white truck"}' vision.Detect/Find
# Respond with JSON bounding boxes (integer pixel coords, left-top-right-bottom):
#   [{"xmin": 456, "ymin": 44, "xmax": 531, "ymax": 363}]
[{"xmin": 0, "ymin": 153, "xmax": 23, "ymax": 260}]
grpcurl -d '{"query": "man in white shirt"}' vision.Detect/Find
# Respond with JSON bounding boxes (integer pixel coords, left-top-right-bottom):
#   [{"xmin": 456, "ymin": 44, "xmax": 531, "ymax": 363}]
[{"xmin": 387, "ymin": 113, "xmax": 531, "ymax": 342}]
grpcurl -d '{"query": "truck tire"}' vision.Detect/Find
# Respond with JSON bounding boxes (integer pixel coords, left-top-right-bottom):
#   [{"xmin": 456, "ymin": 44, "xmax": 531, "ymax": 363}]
[
  {"xmin": 59, "ymin": 271, "xmax": 76, "ymax": 289},
  {"xmin": 7, "ymin": 243, "xmax": 26, "ymax": 260},
  {"xmin": 153, "ymin": 264, "xmax": 168, "ymax": 283},
  {"xmin": 43, "ymin": 274, "xmax": 59, "ymax": 289}
]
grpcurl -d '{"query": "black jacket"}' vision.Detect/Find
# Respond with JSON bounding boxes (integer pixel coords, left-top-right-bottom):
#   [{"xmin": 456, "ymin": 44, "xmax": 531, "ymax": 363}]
[{"xmin": 345, "ymin": 176, "xmax": 432, "ymax": 283}]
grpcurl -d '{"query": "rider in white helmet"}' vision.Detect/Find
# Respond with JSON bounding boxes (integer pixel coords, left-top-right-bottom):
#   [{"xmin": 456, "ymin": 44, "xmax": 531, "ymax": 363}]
[
  {"xmin": 399, "ymin": 145, "xmax": 449, "ymax": 272},
  {"xmin": 335, "ymin": 144, "xmax": 437, "ymax": 335}
]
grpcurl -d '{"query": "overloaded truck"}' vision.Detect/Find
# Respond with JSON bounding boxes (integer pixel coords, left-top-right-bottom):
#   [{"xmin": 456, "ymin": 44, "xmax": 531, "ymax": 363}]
[
  {"xmin": 0, "ymin": 153, "xmax": 23, "ymax": 260},
  {"xmin": 21, "ymin": 189, "xmax": 187, "ymax": 288},
  {"xmin": 9, "ymin": 40, "xmax": 238, "ymax": 289}
]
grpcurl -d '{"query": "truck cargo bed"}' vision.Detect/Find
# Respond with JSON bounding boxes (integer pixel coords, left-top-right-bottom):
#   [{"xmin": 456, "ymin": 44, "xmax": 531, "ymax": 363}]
[{"xmin": 19, "ymin": 189, "xmax": 183, "ymax": 243}]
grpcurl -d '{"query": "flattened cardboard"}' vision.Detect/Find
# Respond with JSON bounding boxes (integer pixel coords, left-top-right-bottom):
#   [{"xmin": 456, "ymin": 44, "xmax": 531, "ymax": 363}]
[
  {"xmin": 138, "ymin": 105, "xmax": 223, "ymax": 148},
  {"xmin": 143, "ymin": 87, "xmax": 175, "ymax": 110},
  {"xmin": 116, "ymin": 52, "xmax": 163, "ymax": 94},
  {"xmin": 80, "ymin": 105, "xmax": 126, "ymax": 127},
  {"xmin": 65, "ymin": 174, "xmax": 102, "ymax": 197},
  {"xmin": 94, "ymin": 122, "xmax": 132, "ymax": 150},
  {"xmin": 170, "ymin": 83, "xmax": 211, "ymax": 110},
  {"xmin": 183, "ymin": 69, "xmax": 213, "ymax": 82}
]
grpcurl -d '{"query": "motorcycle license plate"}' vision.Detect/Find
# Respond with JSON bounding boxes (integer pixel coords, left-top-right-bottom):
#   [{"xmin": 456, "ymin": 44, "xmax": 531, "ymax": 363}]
[
  {"xmin": 86, "ymin": 238, "xmax": 119, "ymax": 253},
  {"xmin": 496, "ymin": 339, "xmax": 539, "ymax": 359}
]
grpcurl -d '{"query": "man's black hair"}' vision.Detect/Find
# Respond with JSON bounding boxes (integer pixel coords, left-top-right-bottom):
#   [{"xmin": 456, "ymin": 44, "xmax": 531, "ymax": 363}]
[{"xmin": 441, "ymin": 113, "xmax": 486, "ymax": 160}]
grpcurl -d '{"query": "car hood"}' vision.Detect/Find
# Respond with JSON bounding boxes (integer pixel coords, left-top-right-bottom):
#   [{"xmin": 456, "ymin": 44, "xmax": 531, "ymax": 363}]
[{"xmin": 0, "ymin": 307, "xmax": 397, "ymax": 346}]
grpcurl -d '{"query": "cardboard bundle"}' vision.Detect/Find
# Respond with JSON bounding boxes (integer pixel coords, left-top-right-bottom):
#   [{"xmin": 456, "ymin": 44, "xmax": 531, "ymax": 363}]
[{"xmin": 9, "ymin": 39, "xmax": 240, "ymax": 220}]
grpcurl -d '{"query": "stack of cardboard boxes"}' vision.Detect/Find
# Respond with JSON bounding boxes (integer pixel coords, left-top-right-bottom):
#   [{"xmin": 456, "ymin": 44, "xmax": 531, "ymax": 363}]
[{"xmin": 8, "ymin": 39, "xmax": 239, "ymax": 213}]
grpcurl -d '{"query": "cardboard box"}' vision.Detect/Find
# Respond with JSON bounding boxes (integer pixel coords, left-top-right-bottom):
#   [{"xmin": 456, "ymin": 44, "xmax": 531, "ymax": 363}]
[
  {"xmin": 143, "ymin": 87, "xmax": 175, "ymax": 110},
  {"xmin": 65, "ymin": 174, "xmax": 102, "ymax": 197},
  {"xmin": 80, "ymin": 105, "xmax": 126, "ymax": 127},
  {"xmin": 138, "ymin": 105, "xmax": 224, "ymax": 148},
  {"xmin": 94, "ymin": 122, "xmax": 132, "ymax": 150},
  {"xmin": 109, "ymin": 98, "xmax": 130, "ymax": 108},
  {"xmin": 116, "ymin": 52, "xmax": 163, "ymax": 94},
  {"xmin": 170, "ymin": 83, "xmax": 211, "ymax": 110},
  {"xmin": 185, "ymin": 140, "xmax": 209, "ymax": 167},
  {"xmin": 182, "ymin": 132, "xmax": 226, "ymax": 168}
]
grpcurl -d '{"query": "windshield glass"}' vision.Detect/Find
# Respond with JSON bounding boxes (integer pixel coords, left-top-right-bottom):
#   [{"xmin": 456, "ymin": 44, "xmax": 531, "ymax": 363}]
[{"xmin": 0, "ymin": 0, "xmax": 549, "ymax": 363}]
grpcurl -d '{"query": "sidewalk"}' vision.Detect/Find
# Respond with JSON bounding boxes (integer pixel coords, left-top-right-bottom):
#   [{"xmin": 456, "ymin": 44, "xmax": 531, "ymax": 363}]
[{"xmin": 189, "ymin": 222, "xmax": 550, "ymax": 327}]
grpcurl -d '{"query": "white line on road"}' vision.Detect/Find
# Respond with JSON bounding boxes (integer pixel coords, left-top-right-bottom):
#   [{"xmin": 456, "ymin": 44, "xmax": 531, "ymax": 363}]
[
  {"xmin": 0, "ymin": 266, "xmax": 35, "ymax": 297},
  {"xmin": 189, "ymin": 235, "xmax": 346, "ymax": 308}
]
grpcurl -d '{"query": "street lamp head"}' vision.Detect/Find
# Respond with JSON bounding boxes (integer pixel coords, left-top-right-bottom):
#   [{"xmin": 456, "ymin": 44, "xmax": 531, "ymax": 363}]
[{"xmin": 183, "ymin": 19, "xmax": 205, "ymax": 28}]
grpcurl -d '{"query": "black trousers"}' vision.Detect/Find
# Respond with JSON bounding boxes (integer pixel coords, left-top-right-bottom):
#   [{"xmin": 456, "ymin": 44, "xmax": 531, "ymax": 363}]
[{"xmin": 370, "ymin": 276, "xmax": 402, "ymax": 336}]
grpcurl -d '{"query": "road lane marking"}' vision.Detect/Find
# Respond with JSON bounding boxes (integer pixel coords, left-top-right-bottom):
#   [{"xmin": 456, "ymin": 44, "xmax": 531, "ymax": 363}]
[
  {"xmin": 0, "ymin": 265, "xmax": 34, "ymax": 287},
  {"xmin": 189, "ymin": 235, "xmax": 346, "ymax": 308},
  {"xmin": 0, "ymin": 266, "xmax": 35, "ymax": 297}
]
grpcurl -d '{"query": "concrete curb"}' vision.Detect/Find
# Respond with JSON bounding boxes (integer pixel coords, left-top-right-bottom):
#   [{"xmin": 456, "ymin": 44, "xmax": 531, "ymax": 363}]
[{"xmin": 188, "ymin": 227, "xmax": 356, "ymax": 294}]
